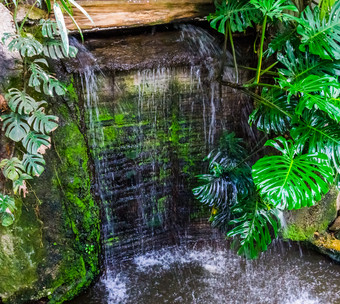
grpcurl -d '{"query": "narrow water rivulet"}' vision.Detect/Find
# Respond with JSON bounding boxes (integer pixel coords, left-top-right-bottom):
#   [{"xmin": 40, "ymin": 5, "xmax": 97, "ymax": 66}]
[{"xmin": 67, "ymin": 25, "xmax": 340, "ymax": 304}]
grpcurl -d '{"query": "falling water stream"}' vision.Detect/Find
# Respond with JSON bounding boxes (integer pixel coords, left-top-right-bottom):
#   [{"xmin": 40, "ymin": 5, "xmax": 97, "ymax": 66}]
[{"xmin": 68, "ymin": 25, "xmax": 340, "ymax": 304}]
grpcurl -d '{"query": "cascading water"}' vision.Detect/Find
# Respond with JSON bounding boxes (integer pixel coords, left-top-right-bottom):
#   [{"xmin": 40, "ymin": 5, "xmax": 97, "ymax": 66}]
[{"xmin": 68, "ymin": 26, "xmax": 340, "ymax": 304}]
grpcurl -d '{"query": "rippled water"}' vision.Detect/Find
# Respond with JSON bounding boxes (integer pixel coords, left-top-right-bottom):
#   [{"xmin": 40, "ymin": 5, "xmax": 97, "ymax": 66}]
[{"xmin": 71, "ymin": 240, "xmax": 340, "ymax": 304}]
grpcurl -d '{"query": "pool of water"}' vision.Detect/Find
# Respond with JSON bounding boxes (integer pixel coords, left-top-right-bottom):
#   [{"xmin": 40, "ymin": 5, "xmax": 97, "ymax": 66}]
[{"xmin": 70, "ymin": 240, "xmax": 340, "ymax": 304}]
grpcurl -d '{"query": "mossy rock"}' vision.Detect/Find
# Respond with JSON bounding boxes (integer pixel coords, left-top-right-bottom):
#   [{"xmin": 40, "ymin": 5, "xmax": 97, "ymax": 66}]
[
  {"xmin": 0, "ymin": 102, "xmax": 100, "ymax": 303},
  {"xmin": 283, "ymin": 187, "xmax": 339, "ymax": 241}
]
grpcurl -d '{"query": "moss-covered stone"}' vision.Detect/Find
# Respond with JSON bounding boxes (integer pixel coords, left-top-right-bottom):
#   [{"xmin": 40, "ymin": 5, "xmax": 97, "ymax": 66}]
[
  {"xmin": 283, "ymin": 187, "xmax": 339, "ymax": 241},
  {"xmin": 0, "ymin": 100, "xmax": 100, "ymax": 303}
]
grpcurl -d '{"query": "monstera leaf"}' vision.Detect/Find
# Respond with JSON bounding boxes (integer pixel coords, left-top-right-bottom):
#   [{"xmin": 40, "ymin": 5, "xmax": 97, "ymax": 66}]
[
  {"xmin": 296, "ymin": 3, "xmax": 340, "ymax": 60},
  {"xmin": 1, "ymin": 112, "xmax": 30, "ymax": 142},
  {"xmin": 278, "ymin": 74, "xmax": 340, "ymax": 122},
  {"xmin": 208, "ymin": 0, "xmax": 260, "ymax": 33},
  {"xmin": 23, "ymin": 153, "xmax": 46, "ymax": 176},
  {"xmin": 43, "ymin": 39, "xmax": 78, "ymax": 60},
  {"xmin": 193, "ymin": 132, "xmax": 254, "ymax": 229},
  {"xmin": 277, "ymin": 41, "xmax": 340, "ymax": 82},
  {"xmin": 27, "ymin": 108, "xmax": 58, "ymax": 134},
  {"xmin": 22, "ymin": 131, "xmax": 51, "ymax": 154},
  {"xmin": 227, "ymin": 199, "xmax": 280, "ymax": 259},
  {"xmin": 2, "ymin": 33, "xmax": 43, "ymax": 57},
  {"xmin": 5, "ymin": 89, "xmax": 45, "ymax": 115},
  {"xmin": 0, "ymin": 157, "xmax": 25, "ymax": 181},
  {"xmin": 253, "ymin": 137, "xmax": 334, "ymax": 209},
  {"xmin": 250, "ymin": 0, "xmax": 298, "ymax": 20},
  {"xmin": 291, "ymin": 111, "xmax": 340, "ymax": 172},
  {"xmin": 249, "ymin": 88, "xmax": 297, "ymax": 134}
]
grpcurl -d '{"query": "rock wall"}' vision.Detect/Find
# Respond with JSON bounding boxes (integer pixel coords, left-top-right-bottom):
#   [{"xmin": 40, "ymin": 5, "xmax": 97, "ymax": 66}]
[{"xmin": 0, "ymin": 6, "xmax": 100, "ymax": 302}]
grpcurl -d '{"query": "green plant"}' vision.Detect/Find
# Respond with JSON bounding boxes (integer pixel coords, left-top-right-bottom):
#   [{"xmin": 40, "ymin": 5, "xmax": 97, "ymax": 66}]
[
  {"xmin": 0, "ymin": 0, "xmax": 92, "ymax": 226},
  {"xmin": 195, "ymin": 0, "xmax": 340, "ymax": 258}
]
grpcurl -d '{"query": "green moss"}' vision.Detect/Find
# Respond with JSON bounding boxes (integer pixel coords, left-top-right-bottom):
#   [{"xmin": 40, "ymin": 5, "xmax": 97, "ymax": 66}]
[
  {"xmin": 282, "ymin": 224, "xmax": 315, "ymax": 241},
  {"xmin": 46, "ymin": 104, "xmax": 100, "ymax": 303}
]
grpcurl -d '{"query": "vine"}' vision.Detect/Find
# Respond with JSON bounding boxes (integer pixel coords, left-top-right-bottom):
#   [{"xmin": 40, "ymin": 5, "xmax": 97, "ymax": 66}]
[{"xmin": 0, "ymin": 0, "xmax": 92, "ymax": 226}]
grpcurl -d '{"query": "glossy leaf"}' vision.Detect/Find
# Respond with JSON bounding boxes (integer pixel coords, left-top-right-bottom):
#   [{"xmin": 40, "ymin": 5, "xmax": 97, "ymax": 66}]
[
  {"xmin": 208, "ymin": 0, "xmax": 260, "ymax": 33},
  {"xmin": 250, "ymin": 0, "xmax": 298, "ymax": 21},
  {"xmin": 227, "ymin": 199, "xmax": 280, "ymax": 259},
  {"xmin": 249, "ymin": 88, "xmax": 297, "ymax": 134},
  {"xmin": 253, "ymin": 137, "xmax": 334, "ymax": 209},
  {"xmin": 43, "ymin": 39, "xmax": 78, "ymax": 60},
  {"xmin": 296, "ymin": 3, "xmax": 340, "ymax": 60},
  {"xmin": 291, "ymin": 111, "xmax": 340, "ymax": 172}
]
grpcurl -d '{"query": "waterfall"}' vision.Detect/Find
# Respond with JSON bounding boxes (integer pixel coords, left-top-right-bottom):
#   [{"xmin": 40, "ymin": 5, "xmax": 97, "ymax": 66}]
[{"xmin": 69, "ymin": 25, "xmax": 267, "ymax": 303}]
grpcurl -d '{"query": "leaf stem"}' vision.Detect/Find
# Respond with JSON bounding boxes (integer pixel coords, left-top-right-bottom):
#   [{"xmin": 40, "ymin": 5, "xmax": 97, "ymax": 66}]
[
  {"xmin": 255, "ymin": 14, "xmax": 268, "ymax": 84},
  {"xmin": 228, "ymin": 23, "xmax": 238, "ymax": 83}
]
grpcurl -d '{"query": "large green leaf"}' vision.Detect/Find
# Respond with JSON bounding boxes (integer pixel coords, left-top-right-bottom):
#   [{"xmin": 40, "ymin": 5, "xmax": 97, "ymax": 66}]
[
  {"xmin": 208, "ymin": 0, "xmax": 260, "ymax": 33},
  {"xmin": 27, "ymin": 108, "xmax": 59, "ymax": 134},
  {"xmin": 296, "ymin": 3, "xmax": 340, "ymax": 60},
  {"xmin": 23, "ymin": 153, "xmax": 46, "ymax": 176},
  {"xmin": 252, "ymin": 137, "xmax": 334, "ymax": 209},
  {"xmin": 278, "ymin": 41, "xmax": 340, "ymax": 82},
  {"xmin": 291, "ymin": 111, "xmax": 340, "ymax": 172},
  {"xmin": 250, "ymin": 0, "xmax": 298, "ymax": 20},
  {"xmin": 249, "ymin": 88, "xmax": 297, "ymax": 134},
  {"xmin": 193, "ymin": 132, "xmax": 253, "ymax": 229},
  {"xmin": 22, "ymin": 131, "xmax": 51, "ymax": 154},
  {"xmin": 1, "ymin": 112, "xmax": 30, "ymax": 142},
  {"xmin": 278, "ymin": 74, "xmax": 340, "ymax": 122},
  {"xmin": 227, "ymin": 199, "xmax": 280, "ymax": 259},
  {"xmin": 5, "ymin": 89, "xmax": 45, "ymax": 115},
  {"xmin": 0, "ymin": 157, "xmax": 25, "ymax": 181}
]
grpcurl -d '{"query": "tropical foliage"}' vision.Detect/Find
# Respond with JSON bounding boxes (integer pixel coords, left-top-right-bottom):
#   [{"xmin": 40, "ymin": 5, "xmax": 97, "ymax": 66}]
[
  {"xmin": 195, "ymin": 0, "xmax": 340, "ymax": 258},
  {"xmin": 0, "ymin": 0, "xmax": 92, "ymax": 226}
]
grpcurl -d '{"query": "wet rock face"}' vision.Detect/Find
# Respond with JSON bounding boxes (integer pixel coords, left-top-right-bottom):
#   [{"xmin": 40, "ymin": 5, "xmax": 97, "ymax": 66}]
[{"xmin": 0, "ymin": 3, "xmax": 21, "ymax": 91}]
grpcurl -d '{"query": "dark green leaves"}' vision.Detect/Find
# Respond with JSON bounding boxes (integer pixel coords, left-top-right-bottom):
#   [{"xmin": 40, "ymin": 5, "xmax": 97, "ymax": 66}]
[
  {"xmin": 227, "ymin": 200, "xmax": 280, "ymax": 259},
  {"xmin": 249, "ymin": 89, "xmax": 296, "ymax": 134},
  {"xmin": 208, "ymin": 0, "xmax": 260, "ymax": 33},
  {"xmin": 291, "ymin": 111, "xmax": 340, "ymax": 172},
  {"xmin": 296, "ymin": 3, "xmax": 340, "ymax": 60},
  {"xmin": 253, "ymin": 137, "xmax": 334, "ymax": 209},
  {"xmin": 250, "ymin": 0, "xmax": 298, "ymax": 21}
]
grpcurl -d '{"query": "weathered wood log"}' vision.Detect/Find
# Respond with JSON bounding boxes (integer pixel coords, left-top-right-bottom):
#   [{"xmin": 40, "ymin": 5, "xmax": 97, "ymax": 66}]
[{"xmin": 62, "ymin": 0, "xmax": 213, "ymax": 31}]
